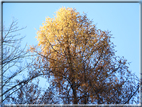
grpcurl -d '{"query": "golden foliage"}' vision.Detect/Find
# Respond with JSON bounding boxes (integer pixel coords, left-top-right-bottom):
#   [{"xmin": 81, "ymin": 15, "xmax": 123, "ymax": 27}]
[{"xmin": 31, "ymin": 7, "xmax": 139, "ymax": 104}]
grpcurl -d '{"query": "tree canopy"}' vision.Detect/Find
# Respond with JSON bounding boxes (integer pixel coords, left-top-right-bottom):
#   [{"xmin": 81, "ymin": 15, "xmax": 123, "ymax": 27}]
[{"xmin": 30, "ymin": 7, "xmax": 139, "ymax": 104}]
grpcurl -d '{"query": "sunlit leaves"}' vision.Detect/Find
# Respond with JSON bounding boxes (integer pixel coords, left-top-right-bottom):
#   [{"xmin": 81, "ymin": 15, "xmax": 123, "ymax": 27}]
[{"xmin": 31, "ymin": 7, "xmax": 139, "ymax": 104}]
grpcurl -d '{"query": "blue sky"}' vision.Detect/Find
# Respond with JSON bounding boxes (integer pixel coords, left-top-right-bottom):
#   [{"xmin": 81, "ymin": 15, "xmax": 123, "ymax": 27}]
[{"xmin": 3, "ymin": 3, "xmax": 140, "ymax": 87}]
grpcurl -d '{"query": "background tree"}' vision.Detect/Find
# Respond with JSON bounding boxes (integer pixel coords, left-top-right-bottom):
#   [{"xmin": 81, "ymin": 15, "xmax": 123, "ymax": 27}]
[
  {"xmin": 30, "ymin": 7, "xmax": 139, "ymax": 104},
  {"xmin": 1, "ymin": 20, "xmax": 48, "ymax": 104}
]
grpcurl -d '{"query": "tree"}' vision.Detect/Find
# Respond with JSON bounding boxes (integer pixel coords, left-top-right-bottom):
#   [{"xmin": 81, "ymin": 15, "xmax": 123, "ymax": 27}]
[
  {"xmin": 6, "ymin": 58, "xmax": 60, "ymax": 104},
  {"xmin": 1, "ymin": 20, "xmax": 46, "ymax": 104},
  {"xmin": 30, "ymin": 7, "xmax": 139, "ymax": 104},
  {"xmin": 1, "ymin": 20, "xmax": 30, "ymax": 104}
]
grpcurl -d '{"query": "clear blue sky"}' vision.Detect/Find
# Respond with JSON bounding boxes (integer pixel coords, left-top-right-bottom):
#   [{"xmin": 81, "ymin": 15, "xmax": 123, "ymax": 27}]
[{"xmin": 3, "ymin": 3, "xmax": 140, "ymax": 87}]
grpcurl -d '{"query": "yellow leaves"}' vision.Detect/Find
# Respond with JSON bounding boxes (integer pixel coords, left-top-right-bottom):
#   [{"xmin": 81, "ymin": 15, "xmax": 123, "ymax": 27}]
[
  {"xmin": 81, "ymin": 83, "xmax": 86, "ymax": 87},
  {"xmin": 115, "ymin": 77, "xmax": 119, "ymax": 82},
  {"xmin": 75, "ymin": 79, "xmax": 78, "ymax": 83},
  {"xmin": 34, "ymin": 7, "xmax": 113, "ymax": 93},
  {"xmin": 29, "ymin": 45, "xmax": 35, "ymax": 53},
  {"xmin": 27, "ymin": 7, "xmax": 137, "ymax": 104}
]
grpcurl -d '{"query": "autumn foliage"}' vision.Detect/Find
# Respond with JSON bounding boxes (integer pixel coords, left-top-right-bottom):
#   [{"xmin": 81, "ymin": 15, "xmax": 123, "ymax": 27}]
[{"xmin": 30, "ymin": 7, "xmax": 139, "ymax": 104}]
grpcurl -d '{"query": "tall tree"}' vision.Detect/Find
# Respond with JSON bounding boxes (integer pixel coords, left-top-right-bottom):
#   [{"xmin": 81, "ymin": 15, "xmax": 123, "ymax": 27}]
[{"xmin": 30, "ymin": 7, "xmax": 139, "ymax": 104}]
